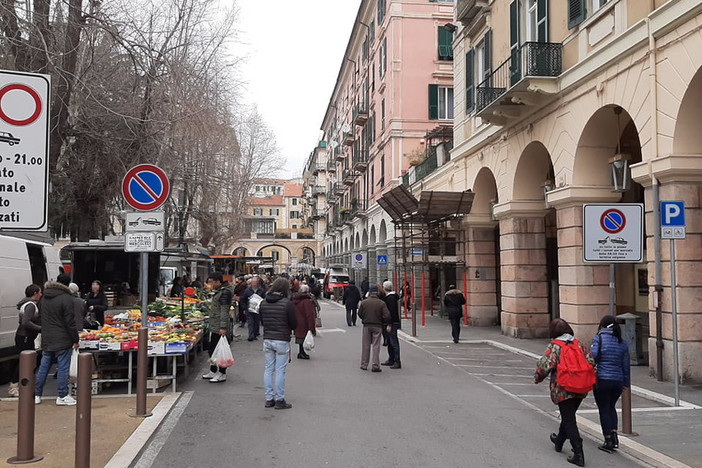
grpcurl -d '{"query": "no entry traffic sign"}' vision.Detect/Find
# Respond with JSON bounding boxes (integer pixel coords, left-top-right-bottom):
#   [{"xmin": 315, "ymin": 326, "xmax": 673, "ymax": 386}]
[
  {"xmin": 122, "ymin": 164, "xmax": 170, "ymax": 211},
  {"xmin": 0, "ymin": 70, "xmax": 51, "ymax": 230}
]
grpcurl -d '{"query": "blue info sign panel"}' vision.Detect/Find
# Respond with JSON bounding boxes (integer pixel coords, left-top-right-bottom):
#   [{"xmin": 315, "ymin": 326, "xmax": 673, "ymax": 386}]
[{"xmin": 661, "ymin": 201, "xmax": 685, "ymax": 239}]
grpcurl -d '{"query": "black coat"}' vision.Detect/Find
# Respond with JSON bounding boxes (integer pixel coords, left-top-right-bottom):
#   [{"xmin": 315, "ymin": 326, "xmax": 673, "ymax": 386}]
[
  {"xmin": 260, "ymin": 292, "xmax": 297, "ymax": 342},
  {"xmin": 40, "ymin": 282, "xmax": 79, "ymax": 351},
  {"xmin": 383, "ymin": 292, "xmax": 401, "ymax": 324},
  {"xmin": 444, "ymin": 289, "xmax": 466, "ymax": 320},
  {"xmin": 343, "ymin": 284, "xmax": 362, "ymax": 309}
]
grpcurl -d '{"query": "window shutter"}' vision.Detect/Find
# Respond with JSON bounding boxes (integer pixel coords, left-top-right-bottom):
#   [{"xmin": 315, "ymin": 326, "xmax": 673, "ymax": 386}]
[
  {"xmin": 382, "ymin": 37, "xmax": 387, "ymax": 75},
  {"xmin": 484, "ymin": 29, "xmax": 492, "ymax": 83},
  {"xmin": 509, "ymin": 0, "xmax": 521, "ymax": 86},
  {"xmin": 568, "ymin": 0, "xmax": 586, "ymax": 29},
  {"xmin": 428, "ymin": 84, "xmax": 439, "ymax": 120},
  {"xmin": 438, "ymin": 27, "xmax": 453, "ymax": 61},
  {"xmin": 537, "ymin": 0, "xmax": 549, "ymax": 42},
  {"xmin": 466, "ymin": 49, "xmax": 475, "ymax": 113}
]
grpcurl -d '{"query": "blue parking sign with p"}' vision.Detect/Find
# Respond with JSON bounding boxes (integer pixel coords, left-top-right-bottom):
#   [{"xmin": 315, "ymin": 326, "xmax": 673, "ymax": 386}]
[{"xmin": 661, "ymin": 201, "xmax": 685, "ymax": 227}]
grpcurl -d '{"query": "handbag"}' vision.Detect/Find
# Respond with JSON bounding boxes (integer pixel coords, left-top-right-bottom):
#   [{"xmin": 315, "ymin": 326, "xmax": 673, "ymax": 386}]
[{"xmin": 83, "ymin": 312, "xmax": 100, "ymax": 330}]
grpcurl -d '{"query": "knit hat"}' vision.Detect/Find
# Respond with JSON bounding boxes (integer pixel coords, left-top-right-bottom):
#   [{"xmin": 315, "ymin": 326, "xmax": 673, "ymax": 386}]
[{"xmin": 369, "ymin": 284, "xmax": 378, "ymax": 293}]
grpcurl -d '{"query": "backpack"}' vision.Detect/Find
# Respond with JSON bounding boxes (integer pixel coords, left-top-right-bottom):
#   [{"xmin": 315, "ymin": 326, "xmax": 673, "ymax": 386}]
[{"xmin": 552, "ymin": 339, "xmax": 596, "ymax": 394}]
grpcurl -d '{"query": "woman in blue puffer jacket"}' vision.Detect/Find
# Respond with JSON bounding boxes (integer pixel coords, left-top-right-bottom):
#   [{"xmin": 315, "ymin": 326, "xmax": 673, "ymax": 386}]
[{"xmin": 591, "ymin": 315, "xmax": 630, "ymax": 454}]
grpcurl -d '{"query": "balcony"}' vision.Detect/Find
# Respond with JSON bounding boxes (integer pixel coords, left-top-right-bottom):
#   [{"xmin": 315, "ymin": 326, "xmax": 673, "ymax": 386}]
[
  {"xmin": 310, "ymin": 207, "xmax": 323, "ymax": 219},
  {"xmin": 312, "ymin": 164, "xmax": 325, "ymax": 175},
  {"xmin": 327, "ymin": 159, "xmax": 337, "ymax": 172},
  {"xmin": 476, "ymin": 42, "xmax": 562, "ymax": 126},
  {"xmin": 353, "ymin": 105, "xmax": 368, "ymax": 126},
  {"xmin": 311, "ymin": 185, "xmax": 325, "ymax": 196},
  {"xmin": 352, "ymin": 148, "xmax": 368, "ymax": 173},
  {"xmin": 350, "ymin": 200, "xmax": 366, "ymax": 219},
  {"xmin": 343, "ymin": 131, "xmax": 354, "ymax": 146},
  {"xmin": 326, "ymin": 189, "xmax": 338, "ymax": 204},
  {"xmin": 333, "ymin": 182, "xmax": 345, "ymax": 196},
  {"xmin": 334, "ymin": 147, "xmax": 345, "ymax": 162},
  {"xmin": 457, "ymin": 0, "xmax": 490, "ymax": 27},
  {"xmin": 342, "ymin": 169, "xmax": 356, "ymax": 186}
]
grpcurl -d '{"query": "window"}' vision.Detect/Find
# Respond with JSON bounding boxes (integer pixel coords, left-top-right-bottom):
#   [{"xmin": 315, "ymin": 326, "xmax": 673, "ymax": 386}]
[
  {"xmin": 466, "ymin": 49, "xmax": 475, "ymax": 113},
  {"xmin": 252, "ymin": 219, "xmax": 273, "ymax": 234},
  {"xmin": 269, "ymin": 208, "xmax": 279, "ymax": 216},
  {"xmin": 377, "ymin": 0, "xmax": 385, "ymax": 24},
  {"xmin": 567, "ymin": 0, "xmax": 586, "ymax": 29},
  {"xmin": 290, "ymin": 211, "xmax": 300, "ymax": 219},
  {"xmin": 438, "ymin": 26, "xmax": 453, "ymax": 61},
  {"xmin": 369, "ymin": 21, "xmax": 375, "ymax": 44},
  {"xmin": 370, "ymin": 165, "xmax": 375, "ymax": 194},
  {"xmin": 526, "ymin": 0, "xmax": 538, "ymax": 42},
  {"xmin": 592, "ymin": 0, "xmax": 609, "ymax": 12},
  {"xmin": 371, "ymin": 63, "xmax": 375, "ymax": 92},
  {"xmin": 292, "ymin": 224, "xmax": 297, "ymax": 229},
  {"xmin": 428, "ymin": 85, "xmax": 454, "ymax": 120},
  {"xmin": 272, "ymin": 251, "xmax": 279, "ymax": 261},
  {"xmin": 292, "ymin": 198, "xmax": 297, "ymax": 205},
  {"xmin": 379, "ymin": 37, "xmax": 387, "ymax": 78},
  {"xmin": 476, "ymin": 41, "xmax": 486, "ymax": 85},
  {"xmin": 253, "ymin": 208, "xmax": 263, "ymax": 216},
  {"xmin": 381, "ymin": 99, "xmax": 386, "ymax": 130}
]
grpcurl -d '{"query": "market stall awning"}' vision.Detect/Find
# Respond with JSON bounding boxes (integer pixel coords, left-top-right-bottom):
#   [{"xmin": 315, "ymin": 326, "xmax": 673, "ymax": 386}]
[{"xmin": 378, "ymin": 186, "xmax": 474, "ymax": 224}]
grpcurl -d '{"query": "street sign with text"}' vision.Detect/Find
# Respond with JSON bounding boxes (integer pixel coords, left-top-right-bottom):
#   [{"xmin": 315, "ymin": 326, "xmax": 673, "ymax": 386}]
[
  {"xmin": 661, "ymin": 201, "xmax": 685, "ymax": 239},
  {"xmin": 583, "ymin": 203, "xmax": 644, "ymax": 263},
  {"xmin": 125, "ymin": 211, "xmax": 165, "ymax": 232},
  {"xmin": 124, "ymin": 232, "xmax": 164, "ymax": 252}
]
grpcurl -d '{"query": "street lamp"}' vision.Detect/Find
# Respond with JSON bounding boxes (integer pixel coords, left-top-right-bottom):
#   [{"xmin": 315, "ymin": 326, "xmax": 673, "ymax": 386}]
[
  {"xmin": 542, "ymin": 180, "xmax": 555, "ymax": 208},
  {"xmin": 609, "ymin": 106, "xmax": 631, "ymax": 192}
]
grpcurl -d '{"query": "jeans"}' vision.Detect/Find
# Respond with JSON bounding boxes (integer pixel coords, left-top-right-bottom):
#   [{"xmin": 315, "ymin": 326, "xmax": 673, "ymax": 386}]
[
  {"xmin": 557, "ymin": 397, "xmax": 584, "ymax": 450},
  {"xmin": 346, "ymin": 306, "xmax": 357, "ymax": 326},
  {"xmin": 593, "ymin": 379, "xmax": 623, "ymax": 436},
  {"xmin": 450, "ymin": 317, "xmax": 461, "ymax": 342},
  {"xmin": 35, "ymin": 348, "xmax": 73, "ymax": 398},
  {"xmin": 263, "ymin": 340, "xmax": 290, "ymax": 401},
  {"xmin": 386, "ymin": 323, "xmax": 401, "ymax": 364},
  {"xmin": 246, "ymin": 312, "xmax": 261, "ymax": 340},
  {"xmin": 11, "ymin": 335, "xmax": 40, "ymax": 382}
]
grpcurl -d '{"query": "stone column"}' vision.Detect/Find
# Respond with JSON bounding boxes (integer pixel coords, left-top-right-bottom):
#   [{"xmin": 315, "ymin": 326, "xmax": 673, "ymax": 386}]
[
  {"xmin": 633, "ymin": 156, "xmax": 702, "ymax": 383},
  {"xmin": 367, "ymin": 245, "xmax": 377, "ymax": 286},
  {"xmin": 463, "ymin": 215, "xmax": 499, "ymax": 326},
  {"xmin": 494, "ymin": 202, "xmax": 550, "ymax": 338}
]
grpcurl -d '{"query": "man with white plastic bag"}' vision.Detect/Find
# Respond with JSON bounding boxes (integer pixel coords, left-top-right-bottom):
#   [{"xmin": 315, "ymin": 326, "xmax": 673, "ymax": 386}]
[
  {"xmin": 34, "ymin": 273, "xmax": 79, "ymax": 406},
  {"xmin": 202, "ymin": 272, "xmax": 233, "ymax": 383},
  {"xmin": 241, "ymin": 276, "xmax": 266, "ymax": 342}
]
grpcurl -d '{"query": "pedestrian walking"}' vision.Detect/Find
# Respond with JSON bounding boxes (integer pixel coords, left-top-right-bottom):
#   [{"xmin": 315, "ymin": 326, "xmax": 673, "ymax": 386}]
[
  {"xmin": 202, "ymin": 272, "xmax": 233, "ymax": 383},
  {"xmin": 292, "ymin": 284, "xmax": 316, "ymax": 360},
  {"xmin": 534, "ymin": 318, "xmax": 596, "ymax": 467},
  {"xmin": 591, "ymin": 315, "xmax": 630, "ymax": 453},
  {"xmin": 400, "ymin": 279, "xmax": 412, "ymax": 316},
  {"xmin": 85, "ymin": 280, "xmax": 108, "ymax": 326},
  {"xmin": 233, "ymin": 276, "xmax": 247, "ymax": 325},
  {"xmin": 35, "ymin": 274, "xmax": 79, "ymax": 406},
  {"xmin": 8, "ymin": 284, "xmax": 42, "ymax": 398},
  {"xmin": 68, "ymin": 283, "xmax": 85, "ymax": 332},
  {"xmin": 259, "ymin": 278, "xmax": 298, "ymax": 409},
  {"xmin": 241, "ymin": 276, "xmax": 266, "ymax": 341},
  {"xmin": 360, "ymin": 277, "xmax": 369, "ymax": 297},
  {"xmin": 358, "ymin": 285, "xmax": 391, "ymax": 372},
  {"xmin": 444, "ymin": 285, "xmax": 466, "ymax": 343},
  {"xmin": 381, "ymin": 281, "xmax": 401, "ymax": 369},
  {"xmin": 342, "ymin": 279, "xmax": 362, "ymax": 326}
]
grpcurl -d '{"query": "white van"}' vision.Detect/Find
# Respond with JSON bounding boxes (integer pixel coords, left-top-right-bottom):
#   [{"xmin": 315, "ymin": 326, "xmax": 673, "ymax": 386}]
[{"xmin": 0, "ymin": 235, "xmax": 62, "ymax": 357}]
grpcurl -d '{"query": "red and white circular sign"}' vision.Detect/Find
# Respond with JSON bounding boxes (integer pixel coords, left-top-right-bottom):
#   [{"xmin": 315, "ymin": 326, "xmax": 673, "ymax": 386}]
[{"xmin": 121, "ymin": 164, "xmax": 170, "ymax": 211}]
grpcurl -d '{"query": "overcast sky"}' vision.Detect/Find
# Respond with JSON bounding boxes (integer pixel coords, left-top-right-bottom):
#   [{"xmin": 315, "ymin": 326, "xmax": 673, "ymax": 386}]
[{"xmin": 236, "ymin": 0, "xmax": 360, "ymax": 179}]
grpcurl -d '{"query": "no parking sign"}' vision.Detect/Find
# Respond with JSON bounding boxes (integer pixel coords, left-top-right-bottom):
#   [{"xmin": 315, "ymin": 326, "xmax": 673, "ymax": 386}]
[{"xmin": 583, "ymin": 203, "xmax": 644, "ymax": 263}]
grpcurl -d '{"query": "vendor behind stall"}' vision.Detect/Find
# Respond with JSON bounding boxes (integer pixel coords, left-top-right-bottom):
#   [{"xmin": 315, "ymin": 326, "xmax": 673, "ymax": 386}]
[{"xmin": 85, "ymin": 280, "xmax": 108, "ymax": 326}]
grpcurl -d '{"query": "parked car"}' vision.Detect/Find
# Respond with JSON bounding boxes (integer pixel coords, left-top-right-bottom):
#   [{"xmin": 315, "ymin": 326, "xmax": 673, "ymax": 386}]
[{"xmin": 611, "ymin": 237, "xmax": 628, "ymax": 245}]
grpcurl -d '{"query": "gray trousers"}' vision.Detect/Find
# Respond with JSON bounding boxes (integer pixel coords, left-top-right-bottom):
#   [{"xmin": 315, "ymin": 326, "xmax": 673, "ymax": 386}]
[{"xmin": 361, "ymin": 325, "xmax": 382, "ymax": 369}]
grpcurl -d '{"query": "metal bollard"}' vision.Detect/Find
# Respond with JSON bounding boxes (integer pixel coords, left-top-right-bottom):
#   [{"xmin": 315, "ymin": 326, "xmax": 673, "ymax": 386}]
[
  {"xmin": 7, "ymin": 350, "xmax": 43, "ymax": 464},
  {"xmin": 130, "ymin": 327, "xmax": 152, "ymax": 418},
  {"xmin": 75, "ymin": 352, "xmax": 92, "ymax": 468},
  {"xmin": 621, "ymin": 386, "xmax": 638, "ymax": 435}
]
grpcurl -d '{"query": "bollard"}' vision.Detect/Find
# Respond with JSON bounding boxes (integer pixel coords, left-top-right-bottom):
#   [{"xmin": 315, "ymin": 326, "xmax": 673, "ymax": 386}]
[
  {"xmin": 621, "ymin": 386, "xmax": 637, "ymax": 435},
  {"xmin": 131, "ymin": 327, "xmax": 152, "ymax": 418},
  {"xmin": 75, "ymin": 352, "xmax": 92, "ymax": 468},
  {"xmin": 7, "ymin": 350, "xmax": 43, "ymax": 464}
]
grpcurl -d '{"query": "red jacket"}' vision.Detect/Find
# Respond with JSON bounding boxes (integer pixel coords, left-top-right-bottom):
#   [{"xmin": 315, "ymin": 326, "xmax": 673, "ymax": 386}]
[{"xmin": 291, "ymin": 293, "xmax": 316, "ymax": 340}]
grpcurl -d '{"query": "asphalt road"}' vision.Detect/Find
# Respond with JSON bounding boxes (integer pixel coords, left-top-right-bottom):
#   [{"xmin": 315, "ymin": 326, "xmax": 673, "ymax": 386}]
[{"xmin": 134, "ymin": 299, "xmax": 645, "ymax": 468}]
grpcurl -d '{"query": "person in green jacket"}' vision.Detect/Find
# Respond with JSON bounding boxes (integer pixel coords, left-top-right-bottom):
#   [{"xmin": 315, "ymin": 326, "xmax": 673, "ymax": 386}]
[{"xmin": 202, "ymin": 272, "xmax": 232, "ymax": 383}]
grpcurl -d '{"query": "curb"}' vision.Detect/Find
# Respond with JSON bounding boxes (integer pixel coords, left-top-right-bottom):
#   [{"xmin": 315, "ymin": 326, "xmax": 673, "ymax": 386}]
[
  {"xmin": 398, "ymin": 331, "xmax": 695, "ymax": 468},
  {"xmin": 104, "ymin": 392, "xmax": 181, "ymax": 468}
]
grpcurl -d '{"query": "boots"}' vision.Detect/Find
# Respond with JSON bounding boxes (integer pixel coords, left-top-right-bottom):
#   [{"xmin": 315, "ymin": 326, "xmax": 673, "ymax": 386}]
[
  {"xmin": 549, "ymin": 432, "xmax": 566, "ymax": 452},
  {"xmin": 598, "ymin": 435, "xmax": 614, "ymax": 454},
  {"xmin": 567, "ymin": 440, "xmax": 585, "ymax": 467},
  {"xmin": 7, "ymin": 382, "xmax": 19, "ymax": 398},
  {"xmin": 611, "ymin": 431, "xmax": 619, "ymax": 449}
]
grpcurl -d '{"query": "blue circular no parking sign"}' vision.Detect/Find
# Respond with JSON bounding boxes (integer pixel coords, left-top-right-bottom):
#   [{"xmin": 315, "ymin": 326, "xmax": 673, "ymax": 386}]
[{"xmin": 600, "ymin": 209, "xmax": 626, "ymax": 234}]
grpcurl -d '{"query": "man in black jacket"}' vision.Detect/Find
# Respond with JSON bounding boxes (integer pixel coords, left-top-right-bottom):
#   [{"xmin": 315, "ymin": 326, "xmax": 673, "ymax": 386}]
[
  {"xmin": 342, "ymin": 280, "xmax": 362, "ymax": 326},
  {"xmin": 259, "ymin": 278, "xmax": 297, "ymax": 409},
  {"xmin": 381, "ymin": 281, "xmax": 402, "ymax": 369},
  {"xmin": 35, "ymin": 273, "xmax": 79, "ymax": 406},
  {"xmin": 241, "ymin": 276, "xmax": 266, "ymax": 341}
]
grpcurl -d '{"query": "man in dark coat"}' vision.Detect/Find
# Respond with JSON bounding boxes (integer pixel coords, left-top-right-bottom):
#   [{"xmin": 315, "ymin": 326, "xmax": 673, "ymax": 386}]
[
  {"xmin": 233, "ymin": 276, "xmax": 248, "ymax": 325},
  {"xmin": 203, "ymin": 272, "xmax": 233, "ymax": 383},
  {"xmin": 444, "ymin": 285, "xmax": 467, "ymax": 343},
  {"xmin": 360, "ymin": 277, "xmax": 369, "ymax": 297},
  {"xmin": 241, "ymin": 276, "xmax": 266, "ymax": 341},
  {"xmin": 34, "ymin": 273, "xmax": 79, "ymax": 406},
  {"xmin": 381, "ymin": 281, "xmax": 401, "ymax": 369},
  {"xmin": 342, "ymin": 279, "xmax": 362, "ymax": 327},
  {"xmin": 358, "ymin": 285, "xmax": 391, "ymax": 372}
]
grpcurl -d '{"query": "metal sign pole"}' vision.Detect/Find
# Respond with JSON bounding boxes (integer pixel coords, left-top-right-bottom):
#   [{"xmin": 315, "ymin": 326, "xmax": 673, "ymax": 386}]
[
  {"xmin": 141, "ymin": 252, "xmax": 149, "ymax": 328},
  {"xmin": 670, "ymin": 239, "xmax": 680, "ymax": 406},
  {"xmin": 609, "ymin": 263, "xmax": 615, "ymax": 316}
]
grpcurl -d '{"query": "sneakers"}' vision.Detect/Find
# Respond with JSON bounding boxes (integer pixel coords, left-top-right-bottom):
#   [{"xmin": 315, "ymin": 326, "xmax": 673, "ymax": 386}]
[
  {"xmin": 201, "ymin": 370, "xmax": 216, "ymax": 380},
  {"xmin": 7, "ymin": 383, "xmax": 19, "ymax": 398},
  {"xmin": 34, "ymin": 395, "xmax": 41, "ymax": 405},
  {"xmin": 274, "ymin": 399, "xmax": 292, "ymax": 410},
  {"xmin": 209, "ymin": 372, "xmax": 226, "ymax": 383},
  {"xmin": 56, "ymin": 395, "xmax": 77, "ymax": 406},
  {"xmin": 265, "ymin": 399, "xmax": 275, "ymax": 408}
]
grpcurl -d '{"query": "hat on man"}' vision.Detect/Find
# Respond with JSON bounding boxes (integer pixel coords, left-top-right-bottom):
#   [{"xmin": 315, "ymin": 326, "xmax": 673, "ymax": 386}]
[{"xmin": 369, "ymin": 284, "xmax": 378, "ymax": 293}]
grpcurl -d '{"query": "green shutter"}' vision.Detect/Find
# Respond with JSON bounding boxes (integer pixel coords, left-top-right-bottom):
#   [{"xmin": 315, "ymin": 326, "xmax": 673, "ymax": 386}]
[
  {"xmin": 537, "ymin": 0, "xmax": 549, "ymax": 42},
  {"xmin": 466, "ymin": 49, "xmax": 475, "ymax": 113},
  {"xmin": 568, "ymin": 0, "xmax": 586, "ymax": 29},
  {"xmin": 428, "ymin": 84, "xmax": 438, "ymax": 120},
  {"xmin": 509, "ymin": 0, "xmax": 521, "ymax": 86},
  {"xmin": 438, "ymin": 27, "xmax": 453, "ymax": 61},
  {"xmin": 484, "ymin": 29, "xmax": 492, "ymax": 83}
]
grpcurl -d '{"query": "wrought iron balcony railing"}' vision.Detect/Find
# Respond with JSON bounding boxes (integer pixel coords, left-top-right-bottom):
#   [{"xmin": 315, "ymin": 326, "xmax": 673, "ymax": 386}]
[{"xmin": 476, "ymin": 42, "xmax": 562, "ymax": 112}]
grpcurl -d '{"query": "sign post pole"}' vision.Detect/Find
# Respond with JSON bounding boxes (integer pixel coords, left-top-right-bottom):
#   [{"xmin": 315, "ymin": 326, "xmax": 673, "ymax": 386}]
[
  {"xmin": 609, "ymin": 263, "xmax": 615, "ymax": 316},
  {"xmin": 670, "ymin": 239, "xmax": 680, "ymax": 406}
]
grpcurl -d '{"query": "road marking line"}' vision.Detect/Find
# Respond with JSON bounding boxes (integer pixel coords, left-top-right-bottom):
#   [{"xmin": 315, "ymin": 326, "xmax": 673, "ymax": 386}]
[
  {"xmin": 578, "ymin": 406, "xmax": 694, "ymax": 414},
  {"xmin": 458, "ymin": 371, "xmax": 532, "ymax": 378},
  {"xmin": 129, "ymin": 391, "xmax": 195, "ymax": 468},
  {"xmin": 316, "ymin": 328, "xmax": 347, "ymax": 334}
]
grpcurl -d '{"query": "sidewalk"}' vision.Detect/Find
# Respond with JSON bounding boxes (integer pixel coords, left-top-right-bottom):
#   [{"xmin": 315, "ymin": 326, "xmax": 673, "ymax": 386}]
[{"xmin": 399, "ymin": 311, "xmax": 702, "ymax": 468}]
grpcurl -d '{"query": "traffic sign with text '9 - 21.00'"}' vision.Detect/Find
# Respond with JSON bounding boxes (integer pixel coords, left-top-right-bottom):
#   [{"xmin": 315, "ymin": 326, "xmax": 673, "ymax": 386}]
[
  {"xmin": 583, "ymin": 203, "xmax": 644, "ymax": 263},
  {"xmin": 0, "ymin": 70, "xmax": 51, "ymax": 230}
]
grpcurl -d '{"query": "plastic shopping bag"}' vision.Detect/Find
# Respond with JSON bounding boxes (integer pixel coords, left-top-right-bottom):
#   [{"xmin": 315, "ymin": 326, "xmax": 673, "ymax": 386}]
[
  {"xmin": 303, "ymin": 330, "xmax": 315, "ymax": 353},
  {"xmin": 211, "ymin": 336, "xmax": 234, "ymax": 368},
  {"xmin": 69, "ymin": 348, "xmax": 79, "ymax": 382}
]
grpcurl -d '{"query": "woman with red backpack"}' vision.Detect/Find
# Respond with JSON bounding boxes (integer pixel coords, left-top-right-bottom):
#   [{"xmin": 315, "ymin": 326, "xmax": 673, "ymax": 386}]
[{"xmin": 535, "ymin": 318, "xmax": 596, "ymax": 467}]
